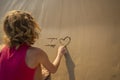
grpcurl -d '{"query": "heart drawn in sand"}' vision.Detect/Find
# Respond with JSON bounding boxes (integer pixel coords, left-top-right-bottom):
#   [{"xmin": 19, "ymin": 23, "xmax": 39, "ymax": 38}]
[{"xmin": 59, "ymin": 36, "xmax": 71, "ymax": 46}]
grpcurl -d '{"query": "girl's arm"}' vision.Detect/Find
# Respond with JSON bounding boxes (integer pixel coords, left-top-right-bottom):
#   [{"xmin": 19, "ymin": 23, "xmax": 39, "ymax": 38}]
[{"xmin": 38, "ymin": 46, "xmax": 66, "ymax": 73}]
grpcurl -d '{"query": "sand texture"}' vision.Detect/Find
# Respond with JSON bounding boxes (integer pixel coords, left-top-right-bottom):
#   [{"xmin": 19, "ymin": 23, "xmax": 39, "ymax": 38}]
[{"xmin": 0, "ymin": 0, "xmax": 120, "ymax": 80}]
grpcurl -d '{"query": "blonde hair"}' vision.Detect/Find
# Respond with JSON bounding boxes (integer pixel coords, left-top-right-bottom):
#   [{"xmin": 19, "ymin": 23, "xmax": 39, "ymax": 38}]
[{"xmin": 3, "ymin": 10, "xmax": 41, "ymax": 47}]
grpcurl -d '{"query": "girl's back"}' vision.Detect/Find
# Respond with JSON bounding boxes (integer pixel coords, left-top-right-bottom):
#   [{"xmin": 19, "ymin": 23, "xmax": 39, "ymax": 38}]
[{"xmin": 0, "ymin": 43, "xmax": 36, "ymax": 80}]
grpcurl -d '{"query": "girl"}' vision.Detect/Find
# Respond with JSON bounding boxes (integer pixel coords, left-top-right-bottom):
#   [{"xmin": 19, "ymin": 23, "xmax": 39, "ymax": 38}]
[{"xmin": 0, "ymin": 10, "xmax": 66, "ymax": 80}]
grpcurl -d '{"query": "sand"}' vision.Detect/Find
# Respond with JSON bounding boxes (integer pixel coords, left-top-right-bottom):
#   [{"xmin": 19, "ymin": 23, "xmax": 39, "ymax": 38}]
[{"xmin": 0, "ymin": 0, "xmax": 120, "ymax": 80}]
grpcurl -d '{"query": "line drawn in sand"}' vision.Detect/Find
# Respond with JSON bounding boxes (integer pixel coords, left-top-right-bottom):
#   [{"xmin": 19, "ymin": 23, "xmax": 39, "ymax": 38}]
[{"xmin": 45, "ymin": 36, "xmax": 71, "ymax": 48}]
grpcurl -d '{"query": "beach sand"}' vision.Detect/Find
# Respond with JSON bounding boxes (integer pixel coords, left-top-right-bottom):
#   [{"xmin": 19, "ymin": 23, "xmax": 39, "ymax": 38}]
[{"xmin": 0, "ymin": 0, "xmax": 120, "ymax": 80}]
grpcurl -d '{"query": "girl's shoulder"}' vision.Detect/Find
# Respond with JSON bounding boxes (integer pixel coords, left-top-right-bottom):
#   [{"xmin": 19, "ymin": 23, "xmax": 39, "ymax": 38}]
[
  {"xmin": 26, "ymin": 46, "xmax": 47, "ymax": 68},
  {"xmin": 0, "ymin": 44, "xmax": 6, "ymax": 52},
  {"xmin": 27, "ymin": 46, "xmax": 47, "ymax": 59},
  {"xmin": 28, "ymin": 46, "xmax": 44, "ymax": 54}
]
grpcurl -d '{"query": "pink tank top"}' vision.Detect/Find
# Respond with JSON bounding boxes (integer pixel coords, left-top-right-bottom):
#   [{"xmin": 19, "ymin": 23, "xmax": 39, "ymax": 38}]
[{"xmin": 0, "ymin": 43, "xmax": 36, "ymax": 80}]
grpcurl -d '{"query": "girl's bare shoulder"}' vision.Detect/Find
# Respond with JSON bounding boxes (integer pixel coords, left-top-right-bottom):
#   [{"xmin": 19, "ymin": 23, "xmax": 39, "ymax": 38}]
[
  {"xmin": 0, "ymin": 44, "xmax": 5, "ymax": 51},
  {"xmin": 25, "ymin": 46, "xmax": 46, "ymax": 68},
  {"xmin": 27, "ymin": 46, "xmax": 46, "ymax": 58}
]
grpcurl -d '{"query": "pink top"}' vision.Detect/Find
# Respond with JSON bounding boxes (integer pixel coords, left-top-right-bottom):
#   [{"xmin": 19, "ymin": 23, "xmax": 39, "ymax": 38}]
[{"xmin": 0, "ymin": 43, "xmax": 36, "ymax": 80}]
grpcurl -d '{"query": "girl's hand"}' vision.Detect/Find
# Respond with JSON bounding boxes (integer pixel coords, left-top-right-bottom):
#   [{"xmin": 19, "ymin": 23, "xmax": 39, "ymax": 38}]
[{"xmin": 57, "ymin": 46, "xmax": 67, "ymax": 57}]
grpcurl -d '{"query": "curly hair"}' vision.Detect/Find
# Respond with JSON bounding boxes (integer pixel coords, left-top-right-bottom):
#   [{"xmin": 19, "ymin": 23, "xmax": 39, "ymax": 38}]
[{"xmin": 3, "ymin": 10, "xmax": 41, "ymax": 47}]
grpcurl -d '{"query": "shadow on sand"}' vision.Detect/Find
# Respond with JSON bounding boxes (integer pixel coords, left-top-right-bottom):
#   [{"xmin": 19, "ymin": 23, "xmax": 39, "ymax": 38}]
[{"xmin": 64, "ymin": 47, "xmax": 75, "ymax": 80}]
